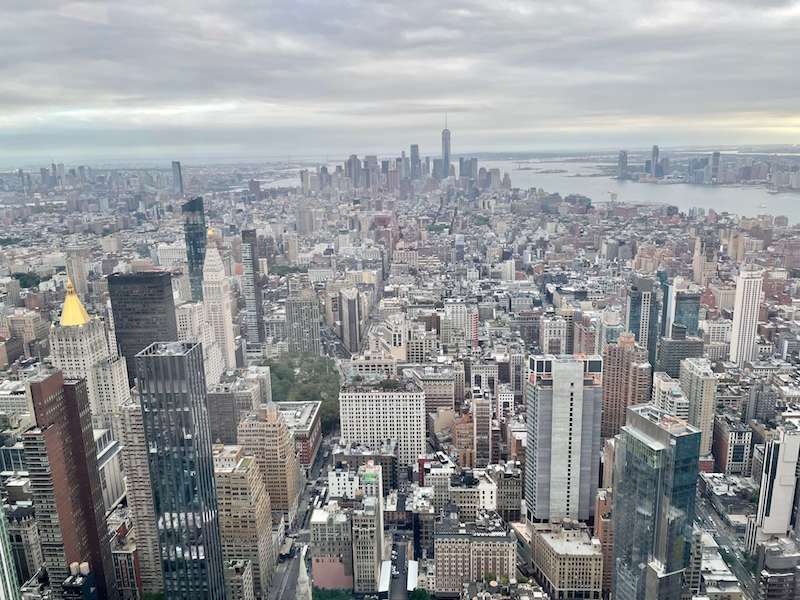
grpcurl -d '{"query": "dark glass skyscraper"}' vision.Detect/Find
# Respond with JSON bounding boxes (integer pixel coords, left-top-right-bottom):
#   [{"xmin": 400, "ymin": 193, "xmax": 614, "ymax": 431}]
[
  {"xmin": 135, "ymin": 342, "xmax": 225, "ymax": 599},
  {"xmin": 625, "ymin": 275, "xmax": 662, "ymax": 366},
  {"xmin": 241, "ymin": 229, "xmax": 264, "ymax": 344},
  {"xmin": 613, "ymin": 404, "xmax": 700, "ymax": 600},
  {"xmin": 182, "ymin": 196, "xmax": 207, "ymax": 302},
  {"xmin": 108, "ymin": 271, "xmax": 178, "ymax": 386}
]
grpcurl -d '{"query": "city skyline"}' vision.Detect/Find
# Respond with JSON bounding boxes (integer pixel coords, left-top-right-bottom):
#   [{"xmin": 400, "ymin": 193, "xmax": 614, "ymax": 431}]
[{"xmin": 2, "ymin": 1, "xmax": 800, "ymax": 162}]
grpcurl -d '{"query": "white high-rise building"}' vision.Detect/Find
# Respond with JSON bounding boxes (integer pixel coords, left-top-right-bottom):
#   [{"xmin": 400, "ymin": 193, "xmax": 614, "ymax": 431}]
[
  {"xmin": 525, "ymin": 355, "xmax": 603, "ymax": 522},
  {"xmin": 339, "ymin": 380, "xmax": 425, "ymax": 466},
  {"xmin": 730, "ymin": 265, "xmax": 764, "ymax": 366},
  {"xmin": 49, "ymin": 280, "xmax": 130, "ymax": 435},
  {"xmin": 679, "ymin": 358, "xmax": 717, "ymax": 456},
  {"xmin": 176, "ymin": 301, "xmax": 225, "ymax": 385},
  {"xmin": 203, "ymin": 239, "xmax": 237, "ymax": 370}
]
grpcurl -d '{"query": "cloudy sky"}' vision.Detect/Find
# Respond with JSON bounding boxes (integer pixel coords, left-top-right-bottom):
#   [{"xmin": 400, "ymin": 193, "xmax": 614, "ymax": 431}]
[{"xmin": 1, "ymin": 0, "xmax": 799, "ymax": 163}]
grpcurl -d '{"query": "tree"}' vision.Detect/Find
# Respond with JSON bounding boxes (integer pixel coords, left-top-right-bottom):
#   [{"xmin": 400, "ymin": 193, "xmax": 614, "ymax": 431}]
[{"xmin": 409, "ymin": 590, "xmax": 432, "ymax": 600}]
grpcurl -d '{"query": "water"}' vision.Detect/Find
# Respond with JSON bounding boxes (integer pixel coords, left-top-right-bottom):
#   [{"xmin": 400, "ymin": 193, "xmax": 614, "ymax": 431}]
[{"xmin": 482, "ymin": 159, "xmax": 800, "ymax": 223}]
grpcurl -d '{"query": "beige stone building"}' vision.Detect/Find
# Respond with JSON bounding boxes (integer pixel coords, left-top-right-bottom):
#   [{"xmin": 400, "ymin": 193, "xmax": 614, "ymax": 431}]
[{"xmin": 531, "ymin": 520, "xmax": 603, "ymax": 600}]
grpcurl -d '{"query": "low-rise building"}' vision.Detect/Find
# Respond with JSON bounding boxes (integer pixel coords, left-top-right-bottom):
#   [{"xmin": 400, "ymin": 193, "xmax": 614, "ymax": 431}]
[{"xmin": 531, "ymin": 520, "xmax": 603, "ymax": 600}]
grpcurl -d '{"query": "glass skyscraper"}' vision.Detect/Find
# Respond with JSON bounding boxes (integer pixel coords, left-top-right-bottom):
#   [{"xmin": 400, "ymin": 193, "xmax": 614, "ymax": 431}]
[
  {"xmin": 625, "ymin": 275, "xmax": 662, "ymax": 366},
  {"xmin": 182, "ymin": 196, "xmax": 207, "ymax": 302},
  {"xmin": 612, "ymin": 404, "xmax": 701, "ymax": 600},
  {"xmin": 135, "ymin": 342, "xmax": 225, "ymax": 599}
]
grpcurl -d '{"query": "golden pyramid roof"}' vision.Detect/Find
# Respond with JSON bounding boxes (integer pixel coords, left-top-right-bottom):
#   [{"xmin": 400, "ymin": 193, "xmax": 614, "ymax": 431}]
[{"xmin": 60, "ymin": 279, "xmax": 91, "ymax": 327}]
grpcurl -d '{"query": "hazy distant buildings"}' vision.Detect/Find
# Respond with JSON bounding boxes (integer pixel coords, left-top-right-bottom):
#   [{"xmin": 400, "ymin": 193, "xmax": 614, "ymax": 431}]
[
  {"xmin": 108, "ymin": 271, "xmax": 178, "ymax": 386},
  {"xmin": 440, "ymin": 125, "xmax": 451, "ymax": 179},
  {"xmin": 172, "ymin": 160, "xmax": 184, "ymax": 196}
]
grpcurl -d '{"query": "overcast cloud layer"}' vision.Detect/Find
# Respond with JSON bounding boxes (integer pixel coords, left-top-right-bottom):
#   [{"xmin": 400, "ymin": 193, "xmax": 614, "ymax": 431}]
[{"xmin": 1, "ymin": 0, "xmax": 799, "ymax": 163}]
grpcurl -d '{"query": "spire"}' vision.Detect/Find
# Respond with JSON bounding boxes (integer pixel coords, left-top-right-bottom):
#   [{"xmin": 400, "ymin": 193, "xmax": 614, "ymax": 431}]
[
  {"xmin": 202, "ymin": 238, "xmax": 225, "ymax": 283},
  {"xmin": 60, "ymin": 278, "xmax": 91, "ymax": 327}
]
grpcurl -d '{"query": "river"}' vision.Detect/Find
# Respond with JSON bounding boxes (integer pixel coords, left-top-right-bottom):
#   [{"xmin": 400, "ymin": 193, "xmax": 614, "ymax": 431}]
[{"xmin": 483, "ymin": 159, "xmax": 800, "ymax": 222}]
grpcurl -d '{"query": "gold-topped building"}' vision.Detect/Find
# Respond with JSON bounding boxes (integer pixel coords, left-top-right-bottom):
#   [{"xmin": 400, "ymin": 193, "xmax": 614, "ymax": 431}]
[{"xmin": 49, "ymin": 279, "xmax": 130, "ymax": 435}]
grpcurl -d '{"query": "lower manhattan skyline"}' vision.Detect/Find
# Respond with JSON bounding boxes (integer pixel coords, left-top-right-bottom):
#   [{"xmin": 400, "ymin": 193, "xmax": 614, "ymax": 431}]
[{"xmin": 1, "ymin": 1, "xmax": 800, "ymax": 162}]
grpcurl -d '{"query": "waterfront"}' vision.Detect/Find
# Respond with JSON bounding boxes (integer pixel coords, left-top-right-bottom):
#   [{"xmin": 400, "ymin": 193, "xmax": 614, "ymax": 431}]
[{"xmin": 484, "ymin": 159, "xmax": 800, "ymax": 222}]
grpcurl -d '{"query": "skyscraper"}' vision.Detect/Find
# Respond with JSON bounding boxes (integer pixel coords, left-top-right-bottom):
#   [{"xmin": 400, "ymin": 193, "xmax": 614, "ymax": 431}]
[
  {"xmin": 203, "ymin": 234, "xmax": 237, "ymax": 369},
  {"xmin": 119, "ymin": 392, "xmax": 164, "ymax": 596},
  {"xmin": 23, "ymin": 370, "xmax": 117, "ymax": 599},
  {"xmin": 679, "ymin": 358, "xmax": 717, "ymax": 456},
  {"xmin": 241, "ymin": 229, "xmax": 264, "ymax": 344},
  {"xmin": 526, "ymin": 355, "xmax": 603, "ymax": 522},
  {"xmin": 50, "ymin": 280, "xmax": 130, "ymax": 435},
  {"xmin": 172, "ymin": 160, "xmax": 184, "ymax": 196},
  {"xmin": 441, "ymin": 123, "xmax": 451, "ymax": 179},
  {"xmin": 135, "ymin": 342, "xmax": 226, "ymax": 599},
  {"xmin": 663, "ymin": 277, "xmax": 701, "ymax": 337},
  {"xmin": 651, "ymin": 145, "xmax": 659, "ymax": 177},
  {"xmin": 730, "ymin": 264, "xmax": 764, "ymax": 366},
  {"xmin": 625, "ymin": 275, "xmax": 661, "ymax": 366},
  {"xmin": 654, "ymin": 324, "xmax": 704, "ymax": 379},
  {"xmin": 286, "ymin": 277, "xmax": 322, "ymax": 356},
  {"xmin": 237, "ymin": 405, "xmax": 303, "ymax": 524},
  {"xmin": 182, "ymin": 196, "xmax": 207, "ymax": 302},
  {"xmin": 339, "ymin": 287, "xmax": 361, "ymax": 354},
  {"xmin": 410, "ymin": 144, "xmax": 421, "ymax": 179},
  {"xmin": 613, "ymin": 405, "xmax": 700, "ymax": 600},
  {"xmin": 108, "ymin": 271, "xmax": 178, "ymax": 386},
  {"xmin": 0, "ymin": 506, "xmax": 19, "ymax": 600},
  {"xmin": 617, "ymin": 150, "xmax": 628, "ymax": 179},
  {"xmin": 601, "ymin": 333, "xmax": 651, "ymax": 439}
]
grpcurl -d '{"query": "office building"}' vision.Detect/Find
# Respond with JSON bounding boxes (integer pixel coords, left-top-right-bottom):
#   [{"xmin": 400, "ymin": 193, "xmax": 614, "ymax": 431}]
[
  {"xmin": 237, "ymin": 405, "xmax": 302, "ymax": 523},
  {"xmin": 651, "ymin": 372, "xmax": 690, "ymax": 421},
  {"xmin": 531, "ymin": 521, "xmax": 603, "ymax": 600},
  {"xmin": 433, "ymin": 510, "xmax": 515, "ymax": 597},
  {"xmin": 276, "ymin": 401, "xmax": 322, "ymax": 470},
  {"xmin": 625, "ymin": 275, "xmax": 661, "ymax": 365},
  {"xmin": 286, "ymin": 279, "xmax": 322, "ymax": 355},
  {"xmin": 730, "ymin": 265, "xmax": 764, "ymax": 366},
  {"xmin": 182, "ymin": 196, "xmax": 207, "ymax": 302},
  {"xmin": 119, "ymin": 393, "xmax": 163, "ymax": 596},
  {"xmin": 651, "ymin": 145, "xmax": 659, "ymax": 176},
  {"xmin": 135, "ymin": 342, "xmax": 225, "ymax": 599},
  {"xmin": 617, "ymin": 150, "xmax": 628, "ymax": 179},
  {"xmin": 613, "ymin": 405, "xmax": 700, "ymax": 600},
  {"xmin": 339, "ymin": 379, "xmax": 426, "ymax": 467},
  {"xmin": 663, "ymin": 277, "xmax": 701, "ymax": 337},
  {"xmin": 310, "ymin": 501, "xmax": 353, "ymax": 590},
  {"xmin": 171, "ymin": 160, "xmax": 184, "ymax": 196},
  {"xmin": 241, "ymin": 229, "xmax": 264, "ymax": 344},
  {"xmin": 339, "ymin": 287, "xmax": 361, "ymax": 354},
  {"xmin": 539, "ymin": 316, "xmax": 567, "ymax": 354},
  {"xmin": 23, "ymin": 370, "xmax": 116, "ymax": 599},
  {"xmin": 654, "ymin": 324, "xmax": 704, "ymax": 379},
  {"xmin": 679, "ymin": 358, "xmax": 717, "ymax": 456},
  {"xmin": 601, "ymin": 333, "xmax": 651, "ymax": 439},
  {"xmin": 0, "ymin": 505, "xmax": 19, "ymax": 600},
  {"xmin": 50, "ymin": 279, "xmax": 130, "ymax": 435},
  {"xmin": 472, "ymin": 391, "xmax": 492, "ymax": 468},
  {"xmin": 108, "ymin": 271, "xmax": 178, "ymax": 386},
  {"xmin": 4, "ymin": 505, "xmax": 42, "ymax": 588},
  {"xmin": 223, "ymin": 560, "xmax": 255, "ymax": 600},
  {"xmin": 203, "ymin": 236, "xmax": 237, "ymax": 370},
  {"xmin": 351, "ymin": 496, "xmax": 382, "ymax": 594},
  {"xmin": 712, "ymin": 413, "xmax": 752, "ymax": 476},
  {"xmin": 526, "ymin": 355, "xmax": 603, "ymax": 522},
  {"xmin": 213, "ymin": 445, "xmax": 275, "ymax": 599}
]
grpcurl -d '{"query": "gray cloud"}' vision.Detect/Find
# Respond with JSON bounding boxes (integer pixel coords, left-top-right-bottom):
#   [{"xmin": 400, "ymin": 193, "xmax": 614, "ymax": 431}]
[{"xmin": 1, "ymin": 0, "xmax": 799, "ymax": 163}]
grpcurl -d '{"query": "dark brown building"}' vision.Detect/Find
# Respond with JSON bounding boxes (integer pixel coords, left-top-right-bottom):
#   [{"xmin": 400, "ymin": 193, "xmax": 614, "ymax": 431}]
[{"xmin": 23, "ymin": 369, "xmax": 116, "ymax": 598}]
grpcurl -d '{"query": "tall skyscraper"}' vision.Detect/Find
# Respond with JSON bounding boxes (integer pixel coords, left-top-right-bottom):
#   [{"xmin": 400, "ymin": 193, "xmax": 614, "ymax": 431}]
[
  {"xmin": 119, "ymin": 392, "xmax": 164, "ymax": 596},
  {"xmin": 203, "ymin": 235, "xmax": 237, "ymax": 369},
  {"xmin": 339, "ymin": 287, "xmax": 361, "ymax": 354},
  {"xmin": 241, "ymin": 229, "xmax": 264, "ymax": 344},
  {"xmin": 410, "ymin": 144, "xmax": 421, "ymax": 179},
  {"xmin": 663, "ymin": 277, "xmax": 701, "ymax": 337},
  {"xmin": 625, "ymin": 275, "xmax": 661, "ymax": 366},
  {"xmin": 472, "ymin": 391, "xmax": 492, "ymax": 468},
  {"xmin": 613, "ymin": 405, "xmax": 700, "ymax": 600},
  {"xmin": 651, "ymin": 145, "xmax": 659, "ymax": 177},
  {"xmin": 692, "ymin": 237, "xmax": 718, "ymax": 286},
  {"xmin": 711, "ymin": 151, "xmax": 721, "ymax": 184},
  {"xmin": 730, "ymin": 264, "xmax": 764, "ymax": 366},
  {"xmin": 441, "ymin": 122, "xmax": 451, "ymax": 179},
  {"xmin": 601, "ymin": 333, "xmax": 651, "ymax": 439},
  {"xmin": 108, "ymin": 271, "xmax": 178, "ymax": 386},
  {"xmin": 237, "ymin": 405, "xmax": 303, "ymax": 524},
  {"xmin": 50, "ymin": 279, "xmax": 130, "ymax": 435},
  {"xmin": 135, "ymin": 342, "xmax": 226, "ymax": 599},
  {"xmin": 172, "ymin": 160, "xmax": 184, "ymax": 196},
  {"xmin": 526, "ymin": 355, "xmax": 603, "ymax": 522},
  {"xmin": 617, "ymin": 150, "xmax": 628, "ymax": 179},
  {"xmin": 655, "ymin": 324, "xmax": 704, "ymax": 379},
  {"xmin": 0, "ymin": 507, "xmax": 19, "ymax": 600},
  {"xmin": 679, "ymin": 358, "xmax": 717, "ymax": 456},
  {"xmin": 286, "ymin": 277, "xmax": 322, "ymax": 355},
  {"xmin": 64, "ymin": 246, "xmax": 88, "ymax": 300},
  {"xmin": 23, "ymin": 370, "xmax": 117, "ymax": 599},
  {"xmin": 182, "ymin": 196, "xmax": 207, "ymax": 302}
]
